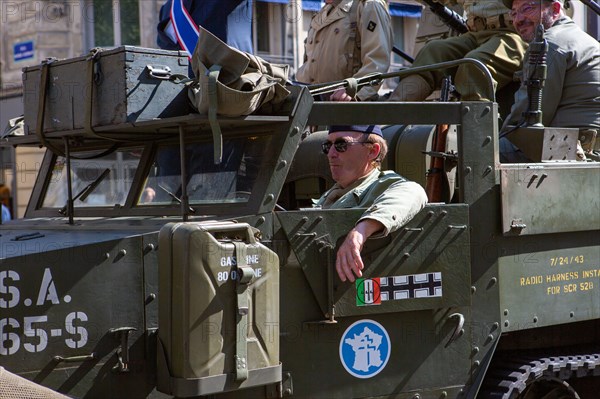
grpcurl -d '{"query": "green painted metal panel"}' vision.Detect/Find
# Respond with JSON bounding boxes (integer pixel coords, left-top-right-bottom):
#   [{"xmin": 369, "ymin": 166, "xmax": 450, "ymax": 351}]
[
  {"xmin": 0, "ymin": 236, "xmax": 148, "ymax": 397},
  {"xmin": 499, "ymin": 245, "xmax": 600, "ymax": 332},
  {"xmin": 274, "ymin": 203, "xmax": 475, "ymax": 397},
  {"xmin": 278, "ymin": 204, "xmax": 471, "ymax": 319},
  {"xmin": 458, "ymin": 102, "xmax": 499, "ymax": 205},
  {"xmin": 276, "ymin": 305, "xmax": 473, "ymax": 398},
  {"xmin": 500, "ymin": 163, "xmax": 600, "ymax": 235}
]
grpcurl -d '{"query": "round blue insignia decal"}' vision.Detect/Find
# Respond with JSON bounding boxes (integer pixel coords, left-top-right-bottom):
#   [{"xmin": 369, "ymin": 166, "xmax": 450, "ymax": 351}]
[{"xmin": 339, "ymin": 319, "xmax": 391, "ymax": 379}]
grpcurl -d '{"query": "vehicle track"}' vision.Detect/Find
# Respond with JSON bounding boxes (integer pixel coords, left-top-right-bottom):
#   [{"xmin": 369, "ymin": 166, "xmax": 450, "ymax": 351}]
[{"xmin": 479, "ymin": 347, "xmax": 600, "ymax": 398}]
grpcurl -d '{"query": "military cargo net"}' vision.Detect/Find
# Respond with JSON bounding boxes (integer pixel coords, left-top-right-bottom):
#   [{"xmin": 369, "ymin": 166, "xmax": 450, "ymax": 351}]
[{"xmin": 0, "ymin": 367, "xmax": 70, "ymax": 399}]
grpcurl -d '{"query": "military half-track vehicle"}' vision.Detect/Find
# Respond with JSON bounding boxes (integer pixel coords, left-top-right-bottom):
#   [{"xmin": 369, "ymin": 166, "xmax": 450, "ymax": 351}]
[{"xmin": 0, "ymin": 49, "xmax": 599, "ymax": 399}]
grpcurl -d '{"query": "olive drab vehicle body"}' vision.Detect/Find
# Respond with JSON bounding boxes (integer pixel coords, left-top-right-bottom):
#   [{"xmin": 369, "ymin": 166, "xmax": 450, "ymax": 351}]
[{"xmin": 0, "ymin": 47, "xmax": 599, "ymax": 399}]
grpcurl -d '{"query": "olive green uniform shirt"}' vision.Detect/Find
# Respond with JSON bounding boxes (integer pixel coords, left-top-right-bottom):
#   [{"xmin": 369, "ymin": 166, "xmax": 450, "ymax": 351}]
[
  {"xmin": 315, "ymin": 169, "xmax": 428, "ymax": 237},
  {"xmin": 296, "ymin": 0, "xmax": 393, "ymax": 100}
]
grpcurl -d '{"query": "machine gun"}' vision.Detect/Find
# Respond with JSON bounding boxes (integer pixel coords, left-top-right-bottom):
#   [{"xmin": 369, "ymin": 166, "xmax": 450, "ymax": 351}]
[
  {"xmin": 420, "ymin": 0, "xmax": 469, "ymax": 34},
  {"xmin": 502, "ymin": 22, "xmax": 581, "ymax": 161},
  {"xmin": 308, "ymin": 58, "xmax": 494, "ymax": 101},
  {"xmin": 523, "ymin": 24, "xmax": 548, "ymax": 127}
]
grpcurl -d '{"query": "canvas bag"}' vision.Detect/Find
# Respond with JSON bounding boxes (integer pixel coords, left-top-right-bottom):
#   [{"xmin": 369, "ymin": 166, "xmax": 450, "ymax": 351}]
[{"xmin": 188, "ymin": 25, "xmax": 290, "ymax": 116}]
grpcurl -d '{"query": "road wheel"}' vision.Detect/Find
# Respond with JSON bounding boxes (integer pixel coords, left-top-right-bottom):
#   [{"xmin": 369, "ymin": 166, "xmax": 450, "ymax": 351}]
[{"xmin": 519, "ymin": 377, "xmax": 580, "ymax": 399}]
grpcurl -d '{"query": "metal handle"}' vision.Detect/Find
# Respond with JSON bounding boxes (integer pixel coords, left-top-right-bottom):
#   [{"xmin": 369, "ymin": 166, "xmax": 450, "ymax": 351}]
[
  {"xmin": 53, "ymin": 353, "xmax": 95, "ymax": 363},
  {"xmin": 146, "ymin": 64, "xmax": 172, "ymax": 80},
  {"xmin": 445, "ymin": 313, "xmax": 465, "ymax": 347},
  {"xmin": 202, "ymin": 222, "xmax": 257, "ymax": 244},
  {"xmin": 109, "ymin": 327, "xmax": 136, "ymax": 373}
]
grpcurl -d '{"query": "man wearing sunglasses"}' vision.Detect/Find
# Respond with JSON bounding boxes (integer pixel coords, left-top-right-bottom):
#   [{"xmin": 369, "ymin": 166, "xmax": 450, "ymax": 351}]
[
  {"xmin": 315, "ymin": 125, "xmax": 428, "ymax": 283},
  {"xmin": 500, "ymin": 0, "xmax": 600, "ymax": 161}
]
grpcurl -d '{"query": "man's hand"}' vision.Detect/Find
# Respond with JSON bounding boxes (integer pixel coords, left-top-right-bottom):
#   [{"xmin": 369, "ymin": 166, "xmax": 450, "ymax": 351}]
[
  {"xmin": 335, "ymin": 219, "xmax": 383, "ymax": 282},
  {"xmin": 330, "ymin": 88, "xmax": 354, "ymax": 102}
]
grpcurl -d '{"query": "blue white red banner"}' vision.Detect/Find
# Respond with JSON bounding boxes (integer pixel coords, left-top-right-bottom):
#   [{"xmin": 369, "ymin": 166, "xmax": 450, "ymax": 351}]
[{"xmin": 169, "ymin": 0, "xmax": 199, "ymax": 58}]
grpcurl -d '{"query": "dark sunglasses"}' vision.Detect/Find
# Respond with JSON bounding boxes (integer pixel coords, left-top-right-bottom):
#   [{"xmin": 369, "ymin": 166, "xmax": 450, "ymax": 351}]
[{"xmin": 321, "ymin": 140, "xmax": 370, "ymax": 154}]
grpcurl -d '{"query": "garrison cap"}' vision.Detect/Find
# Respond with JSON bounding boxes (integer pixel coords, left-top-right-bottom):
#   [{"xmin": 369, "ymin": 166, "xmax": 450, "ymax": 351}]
[
  {"xmin": 328, "ymin": 125, "xmax": 383, "ymax": 137},
  {"xmin": 503, "ymin": 0, "xmax": 563, "ymax": 9}
]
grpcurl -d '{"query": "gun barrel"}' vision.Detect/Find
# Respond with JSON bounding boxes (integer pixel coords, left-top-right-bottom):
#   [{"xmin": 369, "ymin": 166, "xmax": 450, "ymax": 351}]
[
  {"xmin": 308, "ymin": 58, "xmax": 495, "ymax": 101},
  {"xmin": 420, "ymin": 0, "xmax": 469, "ymax": 34}
]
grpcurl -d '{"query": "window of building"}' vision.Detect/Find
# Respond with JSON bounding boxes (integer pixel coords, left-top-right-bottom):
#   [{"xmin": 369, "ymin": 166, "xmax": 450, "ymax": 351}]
[
  {"xmin": 255, "ymin": 2, "xmax": 271, "ymax": 53},
  {"xmin": 391, "ymin": 17, "xmax": 407, "ymax": 66},
  {"xmin": 85, "ymin": 0, "xmax": 140, "ymax": 49},
  {"xmin": 254, "ymin": 2, "xmax": 294, "ymax": 65}
]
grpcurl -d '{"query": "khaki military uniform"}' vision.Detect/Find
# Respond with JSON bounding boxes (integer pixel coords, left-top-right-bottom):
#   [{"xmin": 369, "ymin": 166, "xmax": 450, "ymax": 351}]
[
  {"xmin": 315, "ymin": 169, "xmax": 428, "ymax": 236},
  {"xmin": 296, "ymin": 0, "xmax": 393, "ymax": 101},
  {"xmin": 392, "ymin": 0, "xmax": 527, "ymax": 101}
]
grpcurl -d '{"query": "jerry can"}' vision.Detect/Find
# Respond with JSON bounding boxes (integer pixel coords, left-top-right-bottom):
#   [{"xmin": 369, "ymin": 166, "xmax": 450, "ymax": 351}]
[{"xmin": 157, "ymin": 221, "xmax": 280, "ymax": 397}]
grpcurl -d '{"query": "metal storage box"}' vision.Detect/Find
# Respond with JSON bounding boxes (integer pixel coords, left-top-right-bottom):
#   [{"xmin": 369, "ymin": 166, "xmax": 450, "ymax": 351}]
[
  {"xmin": 157, "ymin": 222, "xmax": 281, "ymax": 397},
  {"xmin": 23, "ymin": 46, "xmax": 191, "ymax": 134}
]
